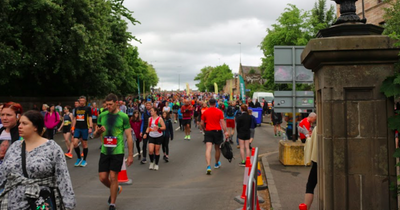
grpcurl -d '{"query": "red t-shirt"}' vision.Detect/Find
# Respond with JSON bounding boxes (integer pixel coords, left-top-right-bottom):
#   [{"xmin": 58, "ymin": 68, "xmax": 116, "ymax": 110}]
[
  {"xmin": 299, "ymin": 118, "xmax": 311, "ymax": 139},
  {"xmin": 180, "ymin": 105, "xmax": 193, "ymax": 119},
  {"xmin": 201, "ymin": 107, "xmax": 224, "ymax": 131}
]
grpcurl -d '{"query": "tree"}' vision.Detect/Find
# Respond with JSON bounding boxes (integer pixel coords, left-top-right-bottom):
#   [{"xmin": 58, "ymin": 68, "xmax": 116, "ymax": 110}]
[
  {"xmin": 0, "ymin": 0, "xmax": 155, "ymax": 97},
  {"xmin": 380, "ymin": 0, "xmax": 400, "ymax": 195},
  {"xmin": 259, "ymin": 1, "xmax": 336, "ymax": 91},
  {"xmin": 194, "ymin": 66, "xmax": 213, "ymax": 92},
  {"xmin": 194, "ymin": 64, "xmax": 233, "ymax": 92}
]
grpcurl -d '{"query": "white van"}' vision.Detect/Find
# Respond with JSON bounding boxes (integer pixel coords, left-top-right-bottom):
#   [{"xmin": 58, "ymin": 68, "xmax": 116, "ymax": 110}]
[{"xmin": 252, "ymin": 92, "xmax": 274, "ymax": 112}]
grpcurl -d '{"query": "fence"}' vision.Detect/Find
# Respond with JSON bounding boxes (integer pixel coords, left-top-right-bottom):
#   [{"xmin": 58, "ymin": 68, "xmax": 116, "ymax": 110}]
[{"xmin": 246, "ymin": 147, "xmax": 259, "ymax": 210}]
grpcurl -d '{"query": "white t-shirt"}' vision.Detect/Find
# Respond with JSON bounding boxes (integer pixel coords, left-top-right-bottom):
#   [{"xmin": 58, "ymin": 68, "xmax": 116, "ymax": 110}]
[
  {"xmin": 163, "ymin": 106, "xmax": 171, "ymax": 112},
  {"xmin": 0, "ymin": 130, "xmax": 11, "ymax": 141}
]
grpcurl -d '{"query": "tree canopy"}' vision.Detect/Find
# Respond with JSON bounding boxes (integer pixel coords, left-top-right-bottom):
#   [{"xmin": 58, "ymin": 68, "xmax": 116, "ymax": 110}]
[
  {"xmin": 194, "ymin": 64, "xmax": 233, "ymax": 92},
  {"xmin": 0, "ymin": 0, "xmax": 158, "ymax": 97},
  {"xmin": 259, "ymin": 1, "xmax": 336, "ymax": 91}
]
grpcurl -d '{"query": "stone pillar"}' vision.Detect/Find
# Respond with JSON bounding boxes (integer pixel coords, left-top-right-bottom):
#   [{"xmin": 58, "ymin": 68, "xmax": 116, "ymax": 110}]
[{"xmin": 302, "ymin": 35, "xmax": 399, "ymax": 209}]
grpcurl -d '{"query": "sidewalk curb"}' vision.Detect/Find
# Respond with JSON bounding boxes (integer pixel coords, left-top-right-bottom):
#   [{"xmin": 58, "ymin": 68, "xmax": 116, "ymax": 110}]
[{"xmin": 262, "ymin": 156, "xmax": 282, "ymax": 210}]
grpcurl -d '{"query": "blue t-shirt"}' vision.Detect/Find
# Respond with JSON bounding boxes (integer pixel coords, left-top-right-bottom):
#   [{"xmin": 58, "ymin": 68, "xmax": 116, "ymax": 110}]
[{"xmin": 178, "ymin": 109, "xmax": 183, "ymax": 119}]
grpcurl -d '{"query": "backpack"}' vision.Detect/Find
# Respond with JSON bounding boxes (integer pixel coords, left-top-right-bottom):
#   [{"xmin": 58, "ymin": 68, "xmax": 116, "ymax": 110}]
[
  {"xmin": 220, "ymin": 141, "xmax": 233, "ymax": 162},
  {"xmin": 226, "ymin": 106, "xmax": 235, "ymax": 117}
]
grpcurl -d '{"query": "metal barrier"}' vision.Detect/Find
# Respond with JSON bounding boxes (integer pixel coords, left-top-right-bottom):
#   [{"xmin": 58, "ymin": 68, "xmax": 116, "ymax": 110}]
[{"xmin": 246, "ymin": 147, "xmax": 259, "ymax": 210}]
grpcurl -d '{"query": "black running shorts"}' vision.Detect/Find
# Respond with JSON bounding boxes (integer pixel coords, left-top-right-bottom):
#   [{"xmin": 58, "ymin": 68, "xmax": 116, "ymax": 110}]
[
  {"xmin": 98, "ymin": 153, "xmax": 124, "ymax": 173},
  {"xmin": 204, "ymin": 130, "xmax": 223, "ymax": 145}
]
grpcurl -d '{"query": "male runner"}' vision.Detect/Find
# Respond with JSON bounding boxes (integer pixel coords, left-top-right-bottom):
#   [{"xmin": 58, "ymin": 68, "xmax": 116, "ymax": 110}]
[
  {"xmin": 140, "ymin": 101, "xmax": 152, "ymax": 164},
  {"xmin": 71, "ymin": 96, "xmax": 92, "ymax": 167},
  {"xmin": 95, "ymin": 93, "xmax": 134, "ymax": 210},
  {"xmin": 201, "ymin": 98, "xmax": 229, "ymax": 175},
  {"xmin": 181, "ymin": 99, "xmax": 193, "ymax": 140}
]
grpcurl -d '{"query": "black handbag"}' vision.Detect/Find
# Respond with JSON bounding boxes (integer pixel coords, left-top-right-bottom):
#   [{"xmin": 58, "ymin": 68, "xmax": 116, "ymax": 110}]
[{"xmin": 21, "ymin": 141, "xmax": 57, "ymax": 210}]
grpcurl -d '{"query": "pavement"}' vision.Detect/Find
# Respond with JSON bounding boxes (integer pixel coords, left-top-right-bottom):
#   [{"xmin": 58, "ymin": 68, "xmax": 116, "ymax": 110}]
[{"xmin": 49, "ymin": 115, "xmax": 315, "ymax": 210}]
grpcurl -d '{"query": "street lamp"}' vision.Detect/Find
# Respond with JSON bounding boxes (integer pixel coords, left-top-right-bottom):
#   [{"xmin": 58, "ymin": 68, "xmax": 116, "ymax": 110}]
[{"xmin": 238, "ymin": 42, "xmax": 241, "ymax": 64}]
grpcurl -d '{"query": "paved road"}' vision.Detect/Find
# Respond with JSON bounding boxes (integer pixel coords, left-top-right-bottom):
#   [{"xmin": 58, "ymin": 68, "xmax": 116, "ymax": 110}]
[{"xmin": 53, "ymin": 115, "xmax": 314, "ymax": 210}]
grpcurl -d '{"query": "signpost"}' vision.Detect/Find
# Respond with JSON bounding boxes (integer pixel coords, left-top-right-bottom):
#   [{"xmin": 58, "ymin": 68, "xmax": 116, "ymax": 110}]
[{"xmin": 274, "ymin": 46, "xmax": 314, "ymax": 136}]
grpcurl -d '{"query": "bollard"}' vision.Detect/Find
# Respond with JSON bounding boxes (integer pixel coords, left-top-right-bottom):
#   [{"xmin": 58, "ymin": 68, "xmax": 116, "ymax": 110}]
[{"xmin": 299, "ymin": 203, "xmax": 307, "ymax": 210}]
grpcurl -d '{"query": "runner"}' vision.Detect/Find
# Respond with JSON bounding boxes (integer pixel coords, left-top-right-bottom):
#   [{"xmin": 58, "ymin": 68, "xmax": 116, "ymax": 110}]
[
  {"xmin": 172, "ymin": 99, "xmax": 180, "ymax": 123},
  {"xmin": 95, "ymin": 93, "xmax": 134, "ymax": 210},
  {"xmin": 225, "ymin": 101, "xmax": 237, "ymax": 144},
  {"xmin": 200, "ymin": 98, "xmax": 229, "ymax": 175},
  {"xmin": 161, "ymin": 111, "xmax": 174, "ymax": 162},
  {"xmin": 71, "ymin": 96, "xmax": 93, "ymax": 167},
  {"xmin": 58, "ymin": 105, "xmax": 74, "ymax": 158},
  {"xmin": 44, "ymin": 104, "xmax": 60, "ymax": 140},
  {"xmin": 139, "ymin": 101, "xmax": 152, "ymax": 164},
  {"xmin": 91, "ymin": 102, "xmax": 99, "ymax": 139},
  {"xmin": 181, "ymin": 99, "xmax": 194, "ymax": 140},
  {"xmin": 145, "ymin": 107, "xmax": 166, "ymax": 171}
]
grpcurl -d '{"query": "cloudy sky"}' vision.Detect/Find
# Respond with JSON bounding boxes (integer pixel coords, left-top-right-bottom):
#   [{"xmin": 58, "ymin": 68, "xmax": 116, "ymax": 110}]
[{"xmin": 123, "ymin": 0, "xmax": 336, "ymax": 91}]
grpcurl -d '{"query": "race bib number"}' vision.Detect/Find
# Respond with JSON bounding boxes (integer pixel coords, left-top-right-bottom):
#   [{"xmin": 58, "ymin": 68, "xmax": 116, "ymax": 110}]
[
  {"xmin": 103, "ymin": 136, "xmax": 117, "ymax": 148},
  {"xmin": 77, "ymin": 114, "xmax": 84, "ymax": 121}
]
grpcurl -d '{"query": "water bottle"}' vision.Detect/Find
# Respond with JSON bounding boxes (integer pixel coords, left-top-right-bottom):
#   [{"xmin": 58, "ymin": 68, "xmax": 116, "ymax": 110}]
[{"xmin": 282, "ymin": 132, "xmax": 287, "ymax": 141}]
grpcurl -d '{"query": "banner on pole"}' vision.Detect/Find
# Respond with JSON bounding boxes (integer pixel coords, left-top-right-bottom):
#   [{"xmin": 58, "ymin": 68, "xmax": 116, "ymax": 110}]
[
  {"xmin": 239, "ymin": 75, "xmax": 246, "ymax": 103},
  {"xmin": 186, "ymin": 83, "xmax": 190, "ymax": 95},
  {"xmin": 214, "ymin": 83, "xmax": 218, "ymax": 94}
]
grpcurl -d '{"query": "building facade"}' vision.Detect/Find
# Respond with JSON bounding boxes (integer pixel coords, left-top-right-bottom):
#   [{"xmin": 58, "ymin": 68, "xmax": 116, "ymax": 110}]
[{"xmin": 336, "ymin": 0, "xmax": 393, "ymax": 26}]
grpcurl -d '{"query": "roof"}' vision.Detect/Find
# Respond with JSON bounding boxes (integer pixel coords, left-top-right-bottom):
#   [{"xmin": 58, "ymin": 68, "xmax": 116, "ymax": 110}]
[{"xmin": 240, "ymin": 65, "xmax": 261, "ymax": 75}]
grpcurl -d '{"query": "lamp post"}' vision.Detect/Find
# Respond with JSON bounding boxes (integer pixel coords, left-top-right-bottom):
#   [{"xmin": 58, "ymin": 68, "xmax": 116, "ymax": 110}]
[{"xmin": 238, "ymin": 42, "xmax": 241, "ymax": 64}]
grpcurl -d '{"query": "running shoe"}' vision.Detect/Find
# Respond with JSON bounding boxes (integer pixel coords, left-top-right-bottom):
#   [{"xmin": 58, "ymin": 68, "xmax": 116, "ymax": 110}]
[
  {"xmin": 65, "ymin": 153, "xmax": 73, "ymax": 159},
  {"xmin": 274, "ymin": 134, "xmax": 277, "ymax": 137},
  {"xmin": 214, "ymin": 161, "xmax": 221, "ymax": 169},
  {"xmin": 278, "ymin": 131, "xmax": 281, "ymax": 137},
  {"xmin": 149, "ymin": 162, "xmax": 154, "ymax": 170},
  {"xmin": 184, "ymin": 135, "xmax": 188, "ymax": 140},
  {"xmin": 239, "ymin": 161, "xmax": 246, "ymax": 167},
  {"xmin": 74, "ymin": 159, "xmax": 82, "ymax": 167},
  {"xmin": 108, "ymin": 185, "xmax": 122, "ymax": 205},
  {"xmin": 140, "ymin": 158, "xmax": 147, "ymax": 164},
  {"xmin": 174, "ymin": 120, "xmax": 177, "ymax": 123},
  {"xmin": 165, "ymin": 156, "xmax": 169, "ymax": 162},
  {"xmin": 187, "ymin": 135, "xmax": 191, "ymax": 140},
  {"xmin": 109, "ymin": 205, "xmax": 116, "ymax": 210},
  {"xmin": 80, "ymin": 160, "xmax": 87, "ymax": 167},
  {"xmin": 206, "ymin": 166, "xmax": 212, "ymax": 175},
  {"xmin": 154, "ymin": 164, "xmax": 159, "ymax": 171}
]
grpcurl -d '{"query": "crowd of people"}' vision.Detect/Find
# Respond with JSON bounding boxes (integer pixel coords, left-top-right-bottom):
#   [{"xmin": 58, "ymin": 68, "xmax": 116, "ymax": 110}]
[{"xmin": 0, "ymin": 91, "xmax": 321, "ymax": 210}]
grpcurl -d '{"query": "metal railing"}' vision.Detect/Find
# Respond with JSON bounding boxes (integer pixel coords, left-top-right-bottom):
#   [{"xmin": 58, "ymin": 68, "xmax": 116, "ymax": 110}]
[{"xmin": 246, "ymin": 147, "xmax": 259, "ymax": 210}]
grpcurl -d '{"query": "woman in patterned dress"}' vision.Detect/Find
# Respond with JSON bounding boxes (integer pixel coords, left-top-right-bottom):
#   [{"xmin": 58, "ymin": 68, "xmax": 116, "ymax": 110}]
[{"xmin": 0, "ymin": 110, "xmax": 76, "ymax": 209}]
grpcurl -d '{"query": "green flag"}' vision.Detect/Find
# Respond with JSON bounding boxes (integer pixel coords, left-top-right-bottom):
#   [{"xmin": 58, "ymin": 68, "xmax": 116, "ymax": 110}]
[{"xmin": 239, "ymin": 75, "xmax": 246, "ymax": 103}]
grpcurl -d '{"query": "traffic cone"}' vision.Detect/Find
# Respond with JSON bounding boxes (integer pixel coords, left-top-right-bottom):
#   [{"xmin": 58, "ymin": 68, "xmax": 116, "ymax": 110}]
[
  {"xmin": 118, "ymin": 160, "xmax": 132, "ymax": 185},
  {"xmin": 299, "ymin": 203, "xmax": 307, "ymax": 210},
  {"xmin": 250, "ymin": 147, "xmax": 255, "ymax": 164}
]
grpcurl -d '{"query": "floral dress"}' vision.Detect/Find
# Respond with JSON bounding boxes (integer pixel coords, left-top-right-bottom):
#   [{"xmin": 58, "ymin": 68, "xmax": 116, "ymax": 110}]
[{"xmin": 0, "ymin": 140, "xmax": 75, "ymax": 209}]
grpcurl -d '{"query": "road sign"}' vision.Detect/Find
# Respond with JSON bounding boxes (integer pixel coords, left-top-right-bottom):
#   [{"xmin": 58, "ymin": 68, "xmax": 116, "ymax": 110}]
[
  {"xmin": 273, "ymin": 91, "xmax": 314, "ymax": 113},
  {"xmin": 274, "ymin": 46, "xmax": 313, "ymax": 84}
]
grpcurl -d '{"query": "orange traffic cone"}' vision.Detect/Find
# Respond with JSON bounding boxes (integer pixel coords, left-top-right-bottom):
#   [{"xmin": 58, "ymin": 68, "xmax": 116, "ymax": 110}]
[
  {"xmin": 240, "ymin": 157, "xmax": 252, "ymax": 210},
  {"xmin": 118, "ymin": 160, "xmax": 132, "ymax": 185}
]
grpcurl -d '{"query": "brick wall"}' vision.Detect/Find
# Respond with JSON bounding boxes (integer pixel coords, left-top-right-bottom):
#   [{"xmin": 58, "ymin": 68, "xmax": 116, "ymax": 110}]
[{"xmin": 336, "ymin": 0, "xmax": 393, "ymax": 25}]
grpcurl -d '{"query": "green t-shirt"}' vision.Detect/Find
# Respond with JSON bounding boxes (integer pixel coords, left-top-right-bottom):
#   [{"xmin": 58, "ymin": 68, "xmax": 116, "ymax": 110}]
[{"xmin": 98, "ymin": 110, "xmax": 130, "ymax": 155}]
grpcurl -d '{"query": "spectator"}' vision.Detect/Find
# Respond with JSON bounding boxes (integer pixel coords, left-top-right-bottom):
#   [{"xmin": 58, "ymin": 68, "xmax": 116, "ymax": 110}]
[{"xmin": 298, "ymin": 113, "xmax": 317, "ymax": 143}]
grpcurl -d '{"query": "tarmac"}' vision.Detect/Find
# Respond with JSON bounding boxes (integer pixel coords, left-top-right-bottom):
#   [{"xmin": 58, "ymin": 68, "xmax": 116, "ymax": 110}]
[{"xmin": 260, "ymin": 119, "xmax": 318, "ymax": 210}]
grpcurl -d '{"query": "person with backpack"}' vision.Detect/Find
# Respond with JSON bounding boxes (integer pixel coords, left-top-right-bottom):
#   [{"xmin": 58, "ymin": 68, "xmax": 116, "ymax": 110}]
[
  {"xmin": 225, "ymin": 101, "xmax": 237, "ymax": 144},
  {"xmin": 145, "ymin": 107, "xmax": 166, "ymax": 171},
  {"xmin": 200, "ymin": 98, "xmax": 229, "ymax": 175},
  {"xmin": 270, "ymin": 100, "xmax": 283, "ymax": 137}
]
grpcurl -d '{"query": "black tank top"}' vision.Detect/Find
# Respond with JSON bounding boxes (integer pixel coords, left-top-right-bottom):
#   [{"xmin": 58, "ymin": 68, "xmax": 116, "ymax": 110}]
[{"xmin": 63, "ymin": 113, "xmax": 72, "ymax": 125}]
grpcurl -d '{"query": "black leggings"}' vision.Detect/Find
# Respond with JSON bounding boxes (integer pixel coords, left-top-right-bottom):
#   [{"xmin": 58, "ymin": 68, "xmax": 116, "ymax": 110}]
[
  {"xmin": 306, "ymin": 161, "xmax": 318, "ymax": 194},
  {"xmin": 142, "ymin": 136, "xmax": 148, "ymax": 159},
  {"xmin": 46, "ymin": 128, "xmax": 55, "ymax": 139},
  {"xmin": 135, "ymin": 139, "xmax": 141, "ymax": 155},
  {"xmin": 162, "ymin": 135, "xmax": 170, "ymax": 155}
]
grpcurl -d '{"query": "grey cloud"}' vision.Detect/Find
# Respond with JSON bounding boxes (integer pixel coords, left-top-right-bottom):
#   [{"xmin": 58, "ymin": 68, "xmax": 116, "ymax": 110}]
[{"xmin": 125, "ymin": 0, "xmax": 337, "ymax": 91}]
